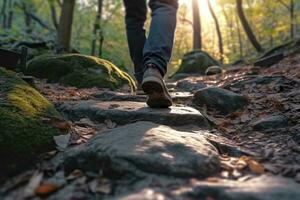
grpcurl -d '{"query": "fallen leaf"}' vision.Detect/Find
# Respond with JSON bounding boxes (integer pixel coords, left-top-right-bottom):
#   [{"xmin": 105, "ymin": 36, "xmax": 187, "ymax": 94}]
[
  {"xmin": 53, "ymin": 133, "xmax": 71, "ymax": 149},
  {"xmin": 66, "ymin": 169, "xmax": 83, "ymax": 181},
  {"xmin": 239, "ymin": 156, "xmax": 265, "ymax": 174},
  {"xmin": 35, "ymin": 183, "xmax": 59, "ymax": 196},
  {"xmin": 43, "ymin": 117, "xmax": 71, "ymax": 131},
  {"xmin": 97, "ymin": 179, "xmax": 111, "ymax": 194},
  {"xmin": 205, "ymin": 177, "xmax": 220, "ymax": 183},
  {"xmin": 105, "ymin": 119, "xmax": 117, "ymax": 129}
]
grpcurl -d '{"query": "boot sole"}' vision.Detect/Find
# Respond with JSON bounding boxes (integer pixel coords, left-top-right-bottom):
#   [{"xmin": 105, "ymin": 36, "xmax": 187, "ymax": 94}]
[{"xmin": 142, "ymin": 76, "xmax": 172, "ymax": 108}]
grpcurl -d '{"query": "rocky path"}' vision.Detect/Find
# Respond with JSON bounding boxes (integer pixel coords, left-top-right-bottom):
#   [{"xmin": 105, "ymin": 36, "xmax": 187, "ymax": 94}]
[{"xmin": 1, "ymin": 54, "xmax": 300, "ymax": 200}]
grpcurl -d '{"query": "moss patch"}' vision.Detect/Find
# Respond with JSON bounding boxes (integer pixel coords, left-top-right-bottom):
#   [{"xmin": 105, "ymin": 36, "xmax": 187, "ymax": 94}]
[
  {"xmin": 0, "ymin": 68, "xmax": 62, "ymax": 177},
  {"xmin": 175, "ymin": 50, "xmax": 220, "ymax": 75},
  {"xmin": 25, "ymin": 54, "xmax": 136, "ymax": 90}
]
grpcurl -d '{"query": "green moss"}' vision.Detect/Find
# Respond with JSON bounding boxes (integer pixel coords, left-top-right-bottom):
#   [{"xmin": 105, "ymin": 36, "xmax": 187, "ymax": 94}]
[
  {"xmin": 175, "ymin": 50, "xmax": 220, "ymax": 75},
  {"xmin": 0, "ymin": 68, "xmax": 61, "ymax": 177},
  {"xmin": 25, "ymin": 54, "xmax": 136, "ymax": 90}
]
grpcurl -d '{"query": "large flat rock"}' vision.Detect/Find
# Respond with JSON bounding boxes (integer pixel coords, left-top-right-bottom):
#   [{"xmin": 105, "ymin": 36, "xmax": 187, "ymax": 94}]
[
  {"xmin": 62, "ymin": 121, "xmax": 220, "ymax": 178},
  {"xmin": 58, "ymin": 100, "xmax": 209, "ymax": 127},
  {"xmin": 112, "ymin": 175, "xmax": 300, "ymax": 200}
]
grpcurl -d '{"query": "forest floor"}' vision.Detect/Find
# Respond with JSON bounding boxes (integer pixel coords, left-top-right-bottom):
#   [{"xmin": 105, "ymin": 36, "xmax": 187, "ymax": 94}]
[{"xmin": 1, "ymin": 54, "xmax": 300, "ymax": 200}]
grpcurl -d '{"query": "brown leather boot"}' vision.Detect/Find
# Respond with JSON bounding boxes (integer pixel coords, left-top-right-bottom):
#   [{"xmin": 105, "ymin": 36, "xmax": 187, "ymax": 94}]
[{"xmin": 142, "ymin": 64, "xmax": 172, "ymax": 108}]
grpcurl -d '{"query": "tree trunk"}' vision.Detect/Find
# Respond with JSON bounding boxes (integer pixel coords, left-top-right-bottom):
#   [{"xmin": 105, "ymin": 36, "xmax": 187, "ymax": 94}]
[
  {"xmin": 48, "ymin": 0, "xmax": 59, "ymax": 30},
  {"xmin": 1, "ymin": 0, "xmax": 7, "ymax": 29},
  {"xmin": 91, "ymin": 0, "xmax": 104, "ymax": 56},
  {"xmin": 290, "ymin": 0, "xmax": 295, "ymax": 39},
  {"xmin": 57, "ymin": 0, "xmax": 75, "ymax": 52},
  {"xmin": 236, "ymin": 0, "xmax": 263, "ymax": 53},
  {"xmin": 207, "ymin": 0, "xmax": 224, "ymax": 63},
  {"xmin": 192, "ymin": 0, "xmax": 201, "ymax": 50},
  {"xmin": 7, "ymin": 0, "xmax": 14, "ymax": 29},
  {"xmin": 22, "ymin": 3, "xmax": 32, "ymax": 33}
]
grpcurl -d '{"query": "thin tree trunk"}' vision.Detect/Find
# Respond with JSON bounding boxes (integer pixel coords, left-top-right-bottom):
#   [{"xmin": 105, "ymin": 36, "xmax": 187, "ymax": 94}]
[
  {"xmin": 192, "ymin": 0, "xmax": 201, "ymax": 50},
  {"xmin": 91, "ymin": 0, "xmax": 103, "ymax": 56},
  {"xmin": 7, "ymin": 0, "xmax": 14, "ymax": 29},
  {"xmin": 48, "ymin": 0, "xmax": 59, "ymax": 30},
  {"xmin": 235, "ymin": 13, "xmax": 243, "ymax": 58},
  {"xmin": 1, "ymin": 0, "xmax": 7, "ymax": 29},
  {"xmin": 22, "ymin": 3, "xmax": 32, "ymax": 33},
  {"xmin": 57, "ymin": 0, "xmax": 75, "ymax": 52},
  {"xmin": 236, "ymin": 0, "xmax": 263, "ymax": 53},
  {"xmin": 290, "ymin": 0, "xmax": 295, "ymax": 39},
  {"xmin": 207, "ymin": 0, "xmax": 224, "ymax": 63}
]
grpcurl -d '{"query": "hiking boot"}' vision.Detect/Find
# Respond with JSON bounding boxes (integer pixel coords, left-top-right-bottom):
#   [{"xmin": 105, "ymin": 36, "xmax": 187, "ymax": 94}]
[{"xmin": 142, "ymin": 64, "xmax": 172, "ymax": 108}]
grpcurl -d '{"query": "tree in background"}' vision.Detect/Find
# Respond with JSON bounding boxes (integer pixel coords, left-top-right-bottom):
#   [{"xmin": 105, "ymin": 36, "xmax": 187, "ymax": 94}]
[
  {"xmin": 91, "ymin": 0, "xmax": 104, "ymax": 56},
  {"xmin": 207, "ymin": 0, "xmax": 224, "ymax": 63},
  {"xmin": 236, "ymin": 0, "xmax": 264, "ymax": 53},
  {"xmin": 192, "ymin": 0, "xmax": 201, "ymax": 49},
  {"xmin": 58, "ymin": 0, "xmax": 75, "ymax": 52}
]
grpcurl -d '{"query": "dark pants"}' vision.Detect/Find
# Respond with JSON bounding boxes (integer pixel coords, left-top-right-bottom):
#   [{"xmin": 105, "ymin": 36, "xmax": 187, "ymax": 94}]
[{"xmin": 123, "ymin": 0, "xmax": 178, "ymax": 84}]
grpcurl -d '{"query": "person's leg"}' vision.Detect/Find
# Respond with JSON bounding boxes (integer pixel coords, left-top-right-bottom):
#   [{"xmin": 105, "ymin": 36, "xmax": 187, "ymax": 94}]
[
  {"xmin": 141, "ymin": 0, "xmax": 178, "ymax": 108},
  {"xmin": 123, "ymin": 0, "xmax": 147, "ymax": 84},
  {"xmin": 143, "ymin": 0, "xmax": 178, "ymax": 76}
]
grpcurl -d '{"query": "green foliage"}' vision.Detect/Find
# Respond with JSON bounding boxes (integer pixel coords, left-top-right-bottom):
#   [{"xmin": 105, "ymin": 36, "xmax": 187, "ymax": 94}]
[
  {"xmin": 0, "ymin": 67, "xmax": 61, "ymax": 176},
  {"xmin": 25, "ymin": 54, "xmax": 136, "ymax": 90}
]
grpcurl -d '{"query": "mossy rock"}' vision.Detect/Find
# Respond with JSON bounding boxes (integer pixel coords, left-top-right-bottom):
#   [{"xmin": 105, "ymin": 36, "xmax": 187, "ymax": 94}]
[
  {"xmin": 25, "ymin": 54, "xmax": 136, "ymax": 90},
  {"xmin": 175, "ymin": 50, "xmax": 220, "ymax": 75},
  {"xmin": 0, "ymin": 68, "xmax": 62, "ymax": 178}
]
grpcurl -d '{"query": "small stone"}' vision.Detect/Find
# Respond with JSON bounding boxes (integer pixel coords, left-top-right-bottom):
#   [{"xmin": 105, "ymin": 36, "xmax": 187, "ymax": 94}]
[
  {"xmin": 193, "ymin": 87, "xmax": 248, "ymax": 115},
  {"xmin": 205, "ymin": 66, "xmax": 222, "ymax": 75},
  {"xmin": 176, "ymin": 79, "xmax": 207, "ymax": 92},
  {"xmin": 253, "ymin": 115, "xmax": 288, "ymax": 131}
]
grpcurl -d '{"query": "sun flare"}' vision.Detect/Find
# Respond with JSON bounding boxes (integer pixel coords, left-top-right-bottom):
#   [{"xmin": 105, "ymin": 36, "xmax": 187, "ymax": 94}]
[{"xmin": 179, "ymin": 0, "xmax": 219, "ymax": 20}]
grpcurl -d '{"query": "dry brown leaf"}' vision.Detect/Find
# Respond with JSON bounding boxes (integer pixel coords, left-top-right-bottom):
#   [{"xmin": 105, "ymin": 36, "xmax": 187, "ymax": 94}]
[
  {"xmin": 43, "ymin": 117, "xmax": 71, "ymax": 131},
  {"xmin": 247, "ymin": 160, "xmax": 265, "ymax": 174},
  {"xmin": 35, "ymin": 183, "xmax": 59, "ymax": 196},
  {"xmin": 205, "ymin": 177, "xmax": 220, "ymax": 183},
  {"xmin": 239, "ymin": 156, "xmax": 265, "ymax": 174}
]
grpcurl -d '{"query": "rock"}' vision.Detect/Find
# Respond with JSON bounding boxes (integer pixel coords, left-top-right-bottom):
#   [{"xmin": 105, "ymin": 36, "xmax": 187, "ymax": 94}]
[
  {"xmin": 176, "ymin": 79, "xmax": 207, "ymax": 92},
  {"xmin": 93, "ymin": 91, "xmax": 193, "ymax": 103},
  {"xmin": 174, "ymin": 50, "xmax": 220, "ymax": 75},
  {"xmin": 58, "ymin": 101, "xmax": 209, "ymax": 127},
  {"xmin": 177, "ymin": 175, "xmax": 300, "ymax": 200},
  {"xmin": 205, "ymin": 66, "xmax": 222, "ymax": 75},
  {"xmin": 253, "ymin": 115, "xmax": 289, "ymax": 131},
  {"xmin": 224, "ymin": 75, "xmax": 297, "ymax": 90},
  {"xmin": 62, "ymin": 122, "xmax": 220, "ymax": 178},
  {"xmin": 0, "ymin": 68, "xmax": 62, "ymax": 178},
  {"xmin": 254, "ymin": 52, "xmax": 285, "ymax": 68},
  {"xmin": 194, "ymin": 87, "xmax": 248, "ymax": 115},
  {"xmin": 171, "ymin": 73, "xmax": 200, "ymax": 81},
  {"xmin": 25, "ymin": 54, "xmax": 136, "ymax": 90}
]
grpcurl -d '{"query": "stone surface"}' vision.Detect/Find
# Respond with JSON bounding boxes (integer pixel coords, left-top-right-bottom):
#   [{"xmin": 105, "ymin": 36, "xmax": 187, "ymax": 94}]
[
  {"xmin": 174, "ymin": 50, "xmax": 220, "ymax": 75},
  {"xmin": 194, "ymin": 87, "xmax": 248, "ymax": 115},
  {"xmin": 59, "ymin": 100, "xmax": 209, "ymax": 127},
  {"xmin": 25, "ymin": 54, "xmax": 136, "ymax": 90},
  {"xmin": 174, "ymin": 175, "xmax": 300, "ymax": 200},
  {"xmin": 62, "ymin": 121, "xmax": 220, "ymax": 178},
  {"xmin": 253, "ymin": 115, "xmax": 289, "ymax": 131},
  {"xmin": 93, "ymin": 91, "xmax": 193, "ymax": 103},
  {"xmin": 176, "ymin": 79, "xmax": 207, "ymax": 92},
  {"xmin": 0, "ymin": 68, "xmax": 62, "ymax": 178},
  {"xmin": 205, "ymin": 66, "xmax": 222, "ymax": 75}
]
